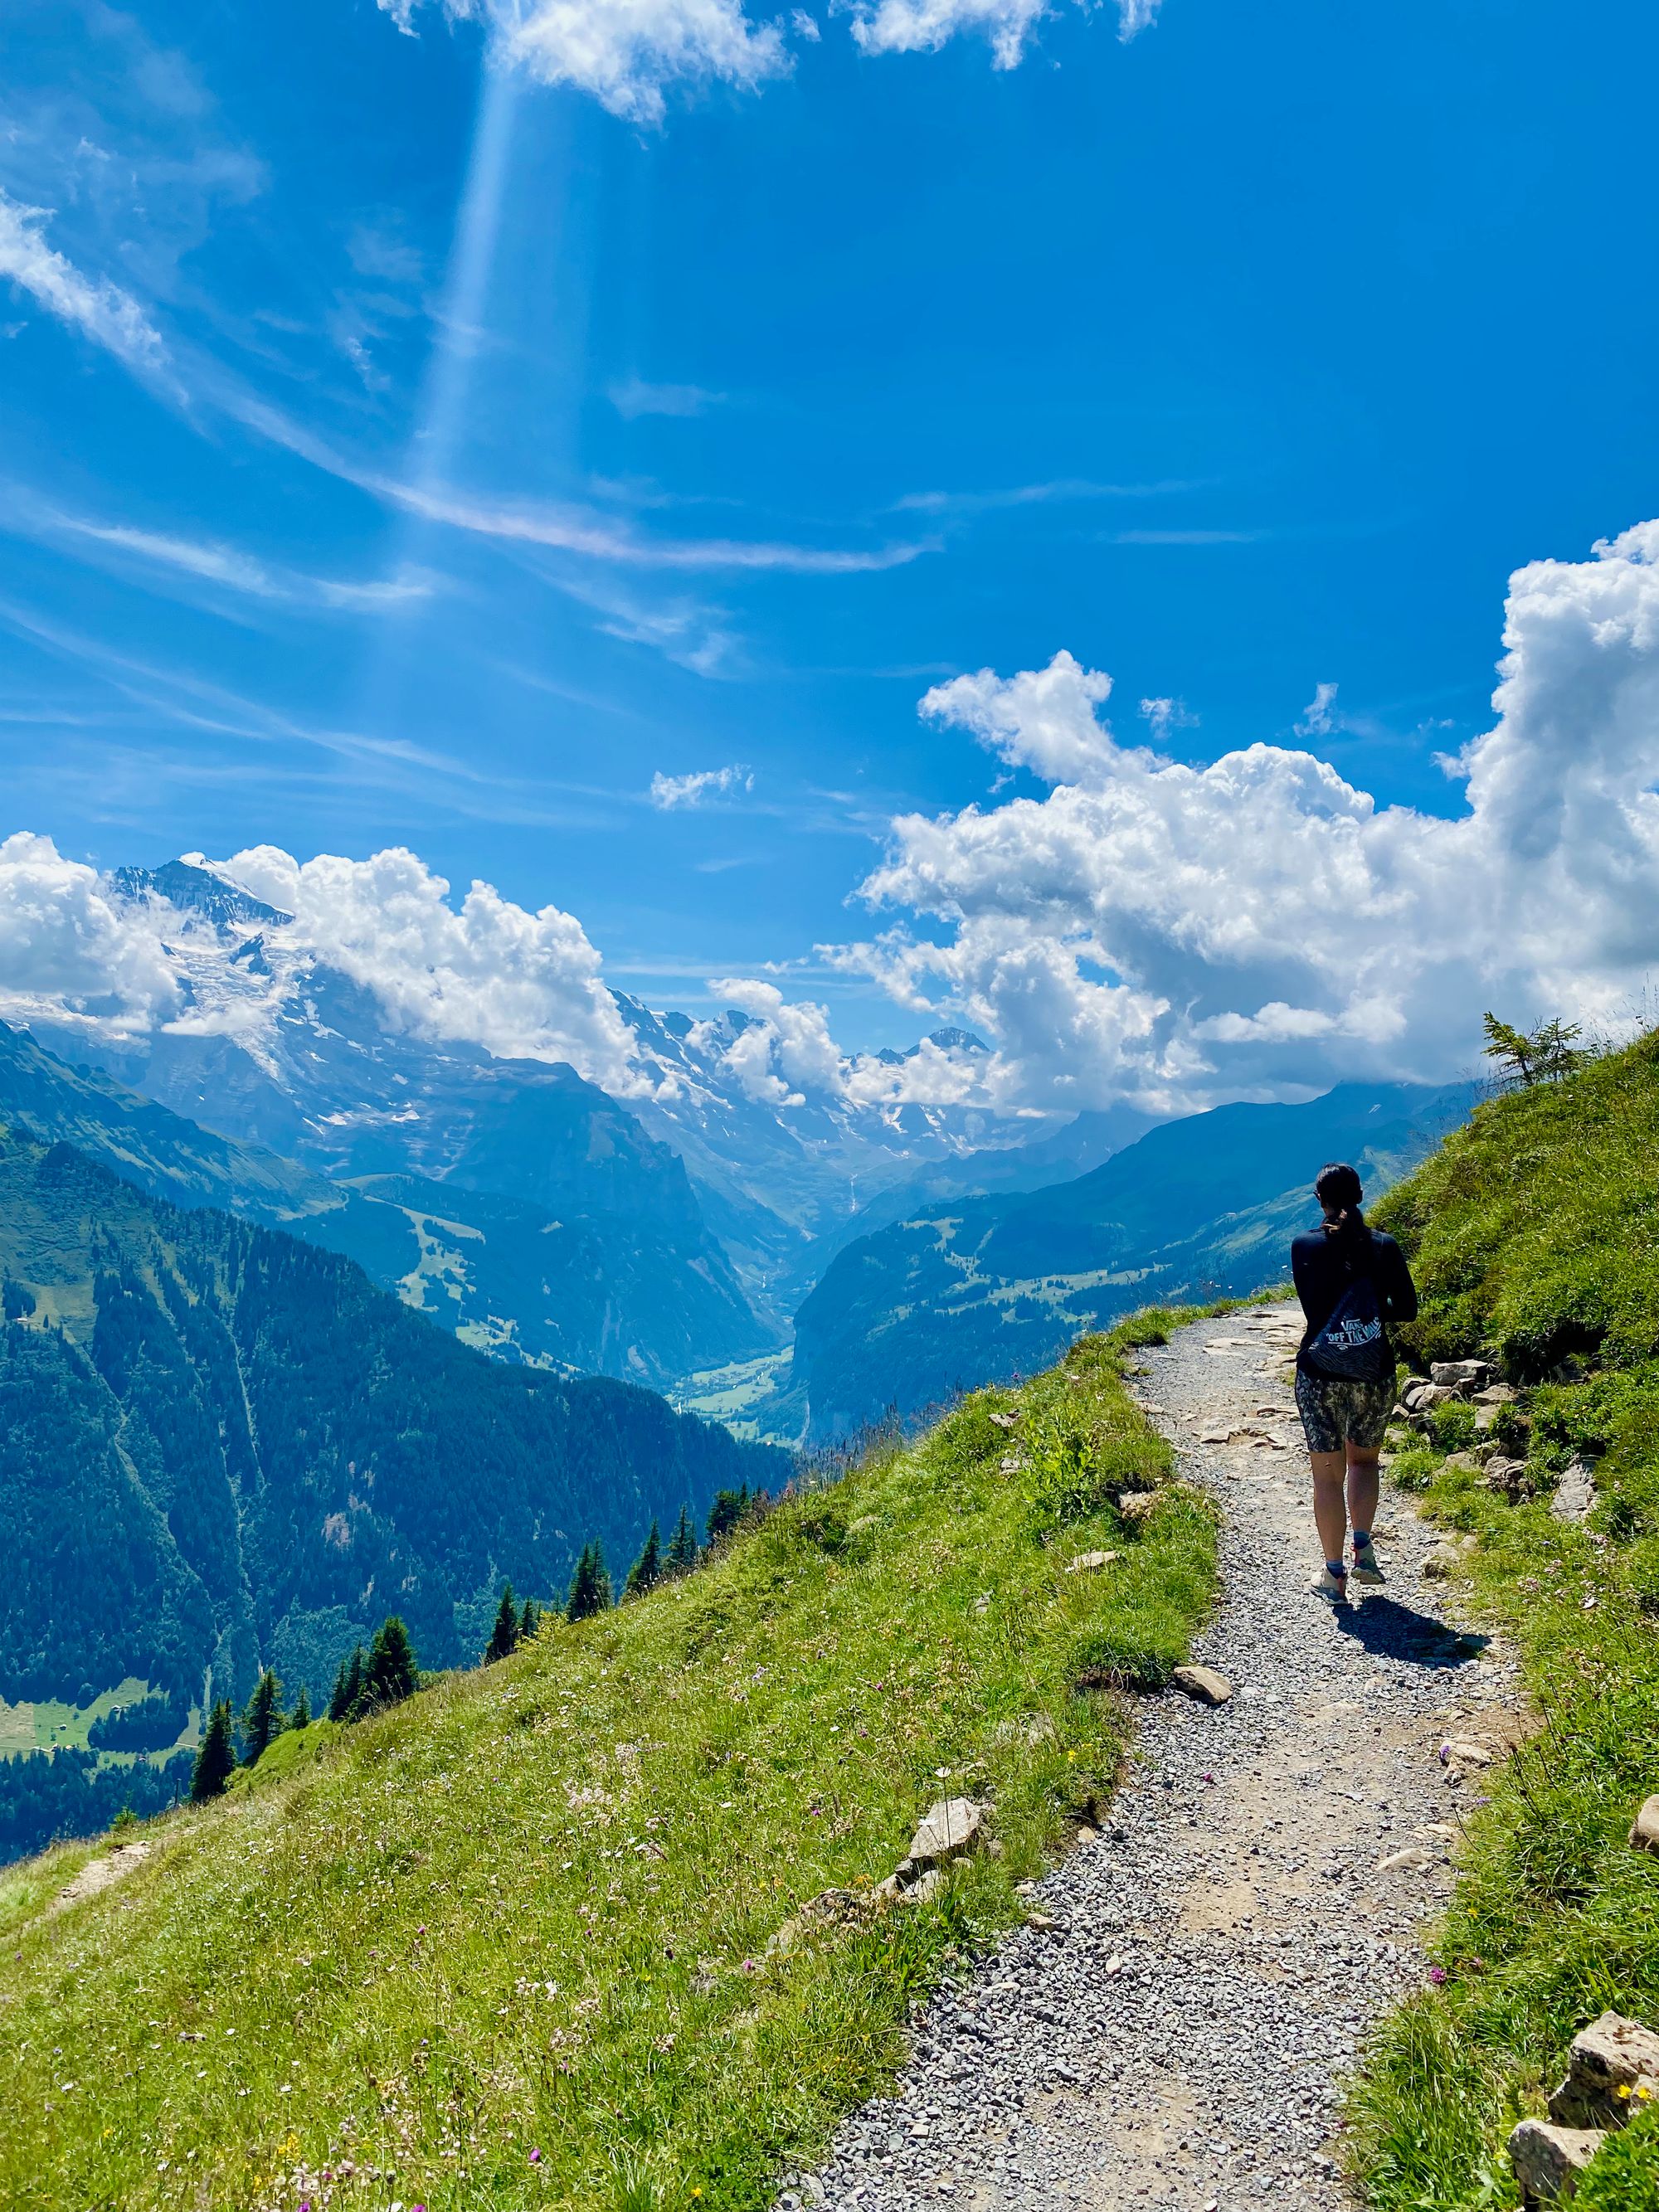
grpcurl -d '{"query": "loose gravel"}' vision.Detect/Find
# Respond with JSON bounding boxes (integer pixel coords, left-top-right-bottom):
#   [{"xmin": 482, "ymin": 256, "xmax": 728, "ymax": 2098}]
[{"xmin": 783, "ymin": 1305, "xmax": 1522, "ymax": 2212}]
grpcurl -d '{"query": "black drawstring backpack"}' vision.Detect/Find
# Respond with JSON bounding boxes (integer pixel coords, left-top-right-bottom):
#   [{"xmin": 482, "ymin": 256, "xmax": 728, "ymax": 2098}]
[{"xmin": 1306, "ymin": 1264, "xmax": 1391, "ymax": 1382}]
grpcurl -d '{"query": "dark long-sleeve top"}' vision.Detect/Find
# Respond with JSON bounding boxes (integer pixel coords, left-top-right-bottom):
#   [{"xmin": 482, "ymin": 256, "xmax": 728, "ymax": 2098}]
[{"xmin": 1290, "ymin": 1228, "xmax": 1418, "ymax": 1372}]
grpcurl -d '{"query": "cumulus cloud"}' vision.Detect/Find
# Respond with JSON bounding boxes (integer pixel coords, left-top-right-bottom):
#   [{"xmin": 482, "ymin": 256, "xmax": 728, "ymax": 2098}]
[
  {"xmin": 384, "ymin": 0, "xmax": 1160, "ymax": 116},
  {"xmin": 0, "ymin": 188, "xmax": 172, "ymax": 385},
  {"xmin": 381, "ymin": 0, "xmax": 789, "ymax": 125},
  {"xmin": 649, "ymin": 764, "xmax": 754, "ymax": 808},
  {"xmin": 848, "ymin": 0, "xmax": 1151, "ymax": 66},
  {"xmin": 848, "ymin": 0, "xmax": 1049, "ymax": 67},
  {"xmin": 922, "ymin": 649, "xmax": 1120, "ymax": 784},
  {"xmin": 0, "ymin": 833, "xmax": 182, "ymax": 1035},
  {"xmin": 220, "ymin": 845, "xmax": 642, "ymax": 1088},
  {"xmin": 838, "ymin": 520, "xmax": 1659, "ymax": 1112}
]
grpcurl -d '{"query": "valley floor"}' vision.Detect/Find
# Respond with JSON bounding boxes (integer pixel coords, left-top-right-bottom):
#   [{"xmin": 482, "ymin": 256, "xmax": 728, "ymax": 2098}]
[{"xmin": 790, "ymin": 1306, "xmax": 1523, "ymax": 2211}]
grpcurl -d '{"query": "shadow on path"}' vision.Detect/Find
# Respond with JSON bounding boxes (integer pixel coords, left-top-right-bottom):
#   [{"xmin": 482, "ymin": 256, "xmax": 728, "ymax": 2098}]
[{"xmin": 1335, "ymin": 1592, "xmax": 1489, "ymax": 1670}]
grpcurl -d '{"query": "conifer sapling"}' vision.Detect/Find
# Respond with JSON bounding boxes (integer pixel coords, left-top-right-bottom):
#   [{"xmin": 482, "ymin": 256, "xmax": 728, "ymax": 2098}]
[
  {"xmin": 624, "ymin": 1519, "xmax": 663, "ymax": 1599},
  {"xmin": 566, "ymin": 1541, "xmax": 613, "ymax": 1622},
  {"xmin": 664, "ymin": 1504, "xmax": 698, "ymax": 1574},
  {"xmin": 240, "ymin": 1669, "xmax": 284, "ymax": 1767},
  {"xmin": 484, "ymin": 1583, "xmax": 520, "ymax": 1663},
  {"xmin": 190, "ymin": 1699, "xmax": 236, "ymax": 1802},
  {"xmin": 358, "ymin": 1616, "xmax": 419, "ymax": 1713}
]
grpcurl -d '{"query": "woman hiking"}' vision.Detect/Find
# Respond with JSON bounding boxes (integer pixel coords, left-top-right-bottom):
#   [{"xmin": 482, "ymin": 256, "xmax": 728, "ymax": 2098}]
[{"xmin": 1291, "ymin": 1161, "xmax": 1418, "ymax": 1602}]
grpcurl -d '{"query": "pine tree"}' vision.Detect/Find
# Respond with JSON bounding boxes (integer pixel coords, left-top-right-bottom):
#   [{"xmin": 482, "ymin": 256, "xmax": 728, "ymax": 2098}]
[
  {"xmin": 358, "ymin": 1616, "xmax": 419, "ymax": 1713},
  {"xmin": 624, "ymin": 1519, "xmax": 663, "ymax": 1599},
  {"xmin": 519, "ymin": 1597, "xmax": 540, "ymax": 1641},
  {"xmin": 566, "ymin": 1541, "xmax": 612, "ymax": 1622},
  {"xmin": 190, "ymin": 1699, "xmax": 236, "ymax": 1802},
  {"xmin": 664, "ymin": 1504, "xmax": 698, "ymax": 1574},
  {"xmin": 290, "ymin": 1685, "xmax": 312, "ymax": 1730},
  {"xmin": 705, "ymin": 1485, "xmax": 751, "ymax": 1547},
  {"xmin": 484, "ymin": 1583, "xmax": 520, "ymax": 1663},
  {"xmin": 332, "ymin": 1645, "xmax": 365, "ymax": 1723},
  {"xmin": 1481, "ymin": 1010, "xmax": 1586, "ymax": 1087},
  {"xmin": 327, "ymin": 1651, "xmax": 354, "ymax": 1723},
  {"xmin": 240, "ymin": 1669, "xmax": 284, "ymax": 1767}
]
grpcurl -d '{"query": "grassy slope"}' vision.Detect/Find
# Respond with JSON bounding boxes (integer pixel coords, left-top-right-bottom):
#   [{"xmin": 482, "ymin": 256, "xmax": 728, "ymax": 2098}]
[
  {"xmin": 1350, "ymin": 1034, "xmax": 1659, "ymax": 2209},
  {"xmin": 0, "ymin": 1314, "xmax": 1216, "ymax": 2212}
]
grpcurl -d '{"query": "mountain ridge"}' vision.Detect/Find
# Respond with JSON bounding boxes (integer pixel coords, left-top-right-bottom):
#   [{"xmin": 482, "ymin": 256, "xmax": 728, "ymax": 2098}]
[
  {"xmin": 0, "ymin": 1124, "xmax": 786, "ymax": 1714},
  {"xmin": 787, "ymin": 1078, "xmax": 1478, "ymax": 1437}
]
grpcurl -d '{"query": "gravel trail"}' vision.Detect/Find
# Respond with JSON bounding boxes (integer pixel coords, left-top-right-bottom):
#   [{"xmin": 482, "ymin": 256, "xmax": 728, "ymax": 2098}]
[{"xmin": 786, "ymin": 1305, "xmax": 1521, "ymax": 2212}]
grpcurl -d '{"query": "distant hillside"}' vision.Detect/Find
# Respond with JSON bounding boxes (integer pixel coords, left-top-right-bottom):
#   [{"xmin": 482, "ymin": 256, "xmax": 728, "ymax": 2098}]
[
  {"xmin": 0, "ymin": 1129, "xmax": 786, "ymax": 1716},
  {"xmin": 0, "ymin": 1309, "xmax": 1214, "ymax": 2210},
  {"xmin": 0, "ymin": 1019, "xmax": 766, "ymax": 1388},
  {"xmin": 791, "ymin": 1081, "xmax": 1477, "ymax": 1437}
]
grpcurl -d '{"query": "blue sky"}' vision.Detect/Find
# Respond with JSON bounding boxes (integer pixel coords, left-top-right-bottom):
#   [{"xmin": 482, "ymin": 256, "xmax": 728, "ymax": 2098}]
[{"xmin": 2, "ymin": 0, "xmax": 1657, "ymax": 1075}]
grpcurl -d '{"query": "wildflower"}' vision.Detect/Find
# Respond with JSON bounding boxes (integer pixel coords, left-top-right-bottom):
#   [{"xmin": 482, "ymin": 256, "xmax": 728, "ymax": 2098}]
[
  {"xmin": 529, "ymin": 2149, "xmax": 542, "ymax": 2164},
  {"xmin": 1620, "ymin": 2085, "xmax": 1632, "ymax": 2100},
  {"xmin": 1428, "ymin": 1966, "xmax": 1447, "ymax": 1986}
]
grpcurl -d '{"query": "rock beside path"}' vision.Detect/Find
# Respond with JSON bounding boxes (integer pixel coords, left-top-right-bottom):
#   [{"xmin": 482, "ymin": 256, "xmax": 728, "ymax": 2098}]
[
  {"xmin": 1509, "ymin": 2118, "xmax": 1605, "ymax": 2205},
  {"xmin": 1550, "ymin": 2010, "xmax": 1659, "ymax": 2127},
  {"xmin": 1170, "ymin": 1663, "xmax": 1233, "ymax": 1705}
]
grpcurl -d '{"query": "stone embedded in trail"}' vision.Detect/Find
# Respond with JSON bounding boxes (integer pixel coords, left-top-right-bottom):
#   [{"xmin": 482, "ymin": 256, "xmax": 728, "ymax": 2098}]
[
  {"xmin": 907, "ymin": 1797, "xmax": 988, "ymax": 1866},
  {"xmin": 1117, "ymin": 1490, "xmax": 1160, "ymax": 1524},
  {"xmin": 1549, "ymin": 2011, "xmax": 1659, "ymax": 2128},
  {"xmin": 1067, "ymin": 1549, "xmax": 1121, "ymax": 1574},
  {"xmin": 1376, "ymin": 1845, "xmax": 1434, "ymax": 1874},
  {"xmin": 1631, "ymin": 1794, "xmax": 1659, "ymax": 1855},
  {"xmin": 1171, "ymin": 1664, "xmax": 1233, "ymax": 1706},
  {"xmin": 1507, "ymin": 2117, "xmax": 1606, "ymax": 2205},
  {"xmin": 1439, "ymin": 1738, "xmax": 1496, "ymax": 1772},
  {"xmin": 1423, "ymin": 1543, "xmax": 1464, "ymax": 1581}
]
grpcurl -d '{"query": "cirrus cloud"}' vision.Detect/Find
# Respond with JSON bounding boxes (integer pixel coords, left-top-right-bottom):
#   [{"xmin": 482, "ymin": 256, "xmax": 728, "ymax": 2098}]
[{"xmin": 0, "ymin": 187, "xmax": 173, "ymax": 388}]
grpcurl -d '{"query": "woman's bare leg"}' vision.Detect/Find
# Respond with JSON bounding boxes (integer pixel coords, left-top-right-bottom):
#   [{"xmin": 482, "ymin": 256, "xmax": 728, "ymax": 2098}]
[
  {"xmin": 1311, "ymin": 1449, "xmax": 1349, "ymax": 1566},
  {"xmin": 1346, "ymin": 1446, "xmax": 1380, "ymax": 1542}
]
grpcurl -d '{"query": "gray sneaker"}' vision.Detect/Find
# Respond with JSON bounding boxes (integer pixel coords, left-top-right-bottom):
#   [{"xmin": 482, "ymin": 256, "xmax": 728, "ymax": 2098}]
[
  {"xmin": 1312, "ymin": 1565, "xmax": 1350, "ymax": 1604},
  {"xmin": 1352, "ymin": 1534, "xmax": 1385, "ymax": 1585}
]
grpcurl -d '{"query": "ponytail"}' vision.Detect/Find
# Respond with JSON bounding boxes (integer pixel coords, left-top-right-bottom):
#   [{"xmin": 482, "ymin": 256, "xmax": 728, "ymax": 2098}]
[{"xmin": 1313, "ymin": 1160, "xmax": 1372, "ymax": 1263}]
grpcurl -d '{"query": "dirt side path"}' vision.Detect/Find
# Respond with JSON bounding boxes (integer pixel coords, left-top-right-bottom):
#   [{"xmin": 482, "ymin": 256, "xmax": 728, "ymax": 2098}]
[{"xmin": 786, "ymin": 1305, "xmax": 1521, "ymax": 2212}]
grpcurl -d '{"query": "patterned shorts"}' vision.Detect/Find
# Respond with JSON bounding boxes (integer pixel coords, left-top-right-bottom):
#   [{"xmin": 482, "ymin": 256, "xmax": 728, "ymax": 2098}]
[{"xmin": 1295, "ymin": 1365, "xmax": 1396, "ymax": 1455}]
